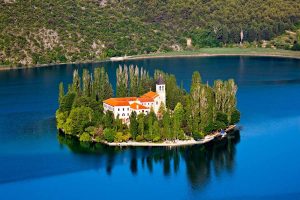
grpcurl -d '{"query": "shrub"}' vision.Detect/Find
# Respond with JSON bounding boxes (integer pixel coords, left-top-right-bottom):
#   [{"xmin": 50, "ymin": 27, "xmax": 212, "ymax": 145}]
[
  {"xmin": 216, "ymin": 112, "xmax": 229, "ymax": 125},
  {"xmin": 103, "ymin": 128, "xmax": 115, "ymax": 142},
  {"xmin": 204, "ymin": 121, "xmax": 226, "ymax": 133},
  {"xmin": 291, "ymin": 43, "xmax": 300, "ymax": 51},
  {"xmin": 79, "ymin": 132, "xmax": 91, "ymax": 142},
  {"xmin": 85, "ymin": 126, "xmax": 95, "ymax": 135},
  {"xmin": 152, "ymin": 135, "xmax": 161, "ymax": 142},
  {"xmin": 63, "ymin": 106, "xmax": 95, "ymax": 135},
  {"xmin": 192, "ymin": 131, "xmax": 205, "ymax": 140},
  {"xmin": 178, "ymin": 129, "xmax": 186, "ymax": 140},
  {"xmin": 94, "ymin": 136, "xmax": 102, "ymax": 142},
  {"xmin": 122, "ymin": 133, "xmax": 131, "ymax": 142},
  {"xmin": 59, "ymin": 92, "xmax": 76, "ymax": 112},
  {"xmin": 136, "ymin": 135, "xmax": 144, "ymax": 142},
  {"xmin": 144, "ymin": 134, "xmax": 153, "ymax": 141},
  {"xmin": 231, "ymin": 109, "xmax": 241, "ymax": 124},
  {"xmin": 114, "ymin": 132, "xmax": 124, "ymax": 142},
  {"xmin": 56, "ymin": 110, "xmax": 69, "ymax": 130}
]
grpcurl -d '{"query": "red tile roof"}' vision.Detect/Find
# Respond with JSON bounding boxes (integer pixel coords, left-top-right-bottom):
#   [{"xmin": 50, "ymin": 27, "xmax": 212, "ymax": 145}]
[
  {"xmin": 141, "ymin": 91, "xmax": 159, "ymax": 99},
  {"xmin": 103, "ymin": 92, "xmax": 158, "ymax": 107},
  {"xmin": 137, "ymin": 97, "xmax": 154, "ymax": 102},
  {"xmin": 103, "ymin": 97, "xmax": 136, "ymax": 106},
  {"xmin": 130, "ymin": 103, "xmax": 149, "ymax": 110}
]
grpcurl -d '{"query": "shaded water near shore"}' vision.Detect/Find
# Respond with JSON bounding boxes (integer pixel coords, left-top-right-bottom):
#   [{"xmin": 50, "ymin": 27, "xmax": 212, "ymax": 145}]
[{"xmin": 0, "ymin": 56, "xmax": 300, "ymax": 199}]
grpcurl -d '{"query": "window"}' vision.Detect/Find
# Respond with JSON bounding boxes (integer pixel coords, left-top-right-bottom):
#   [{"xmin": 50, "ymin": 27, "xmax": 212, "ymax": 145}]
[
  {"xmin": 142, "ymin": 110, "xmax": 144, "ymax": 113},
  {"xmin": 127, "ymin": 108, "xmax": 129, "ymax": 111},
  {"xmin": 122, "ymin": 113, "xmax": 125, "ymax": 116},
  {"xmin": 156, "ymin": 101, "xmax": 158, "ymax": 105},
  {"xmin": 123, "ymin": 108, "xmax": 125, "ymax": 111},
  {"xmin": 118, "ymin": 108, "xmax": 120, "ymax": 111},
  {"xmin": 127, "ymin": 113, "xmax": 129, "ymax": 116}
]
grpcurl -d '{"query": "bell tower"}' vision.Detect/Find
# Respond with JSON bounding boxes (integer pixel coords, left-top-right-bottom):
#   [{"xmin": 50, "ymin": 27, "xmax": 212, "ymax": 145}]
[{"xmin": 156, "ymin": 74, "xmax": 166, "ymax": 107}]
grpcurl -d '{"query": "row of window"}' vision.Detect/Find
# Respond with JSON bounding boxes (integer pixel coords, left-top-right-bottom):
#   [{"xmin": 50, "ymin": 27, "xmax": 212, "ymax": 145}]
[
  {"xmin": 118, "ymin": 107, "xmax": 129, "ymax": 112},
  {"xmin": 118, "ymin": 110, "xmax": 150, "ymax": 117}
]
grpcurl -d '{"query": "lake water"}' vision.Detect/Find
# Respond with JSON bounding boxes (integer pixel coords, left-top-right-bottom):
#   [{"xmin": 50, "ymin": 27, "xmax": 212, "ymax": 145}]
[{"xmin": 0, "ymin": 56, "xmax": 300, "ymax": 200}]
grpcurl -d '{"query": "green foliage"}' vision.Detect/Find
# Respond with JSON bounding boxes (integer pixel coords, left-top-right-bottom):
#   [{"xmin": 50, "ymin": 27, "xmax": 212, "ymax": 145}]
[
  {"xmin": 216, "ymin": 112, "xmax": 229, "ymax": 125},
  {"xmin": 103, "ymin": 111, "xmax": 114, "ymax": 129},
  {"xmin": 204, "ymin": 121, "xmax": 226, "ymax": 133},
  {"xmin": 82, "ymin": 69, "xmax": 92, "ymax": 97},
  {"xmin": 173, "ymin": 102, "xmax": 184, "ymax": 139},
  {"xmin": 59, "ymin": 92, "xmax": 76, "ymax": 112},
  {"xmin": 291, "ymin": 43, "xmax": 300, "ymax": 51},
  {"xmin": 190, "ymin": 29, "xmax": 220, "ymax": 48},
  {"xmin": 114, "ymin": 132, "xmax": 124, "ymax": 143},
  {"xmin": 73, "ymin": 96, "xmax": 101, "ymax": 111},
  {"xmin": 137, "ymin": 113, "xmax": 145, "ymax": 136},
  {"xmin": 58, "ymin": 82, "xmax": 64, "ymax": 104},
  {"xmin": 192, "ymin": 131, "xmax": 205, "ymax": 141},
  {"xmin": 64, "ymin": 106, "xmax": 95, "ymax": 135},
  {"xmin": 79, "ymin": 132, "xmax": 91, "ymax": 142},
  {"xmin": 230, "ymin": 109, "xmax": 241, "ymax": 124},
  {"xmin": 56, "ymin": 110, "xmax": 68, "ymax": 130},
  {"xmin": 93, "ymin": 67, "xmax": 113, "ymax": 102},
  {"xmin": 2, "ymin": 0, "xmax": 299, "ymax": 66},
  {"xmin": 136, "ymin": 135, "xmax": 144, "ymax": 142},
  {"xmin": 103, "ymin": 128, "xmax": 116, "ymax": 143},
  {"xmin": 129, "ymin": 111, "xmax": 138, "ymax": 139}
]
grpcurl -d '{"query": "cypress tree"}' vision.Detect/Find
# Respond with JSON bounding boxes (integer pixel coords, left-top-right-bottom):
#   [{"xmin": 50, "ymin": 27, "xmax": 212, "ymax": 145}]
[
  {"xmin": 162, "ymin": 109, "xmax": 171, "ymax": 140},
  {"xmin": 138, "ymin": 113, "xmax": 145, "ymax": 137},
  {"xmin": 129, "ymin": 111, "xmax": 138, "ymax": 139}
]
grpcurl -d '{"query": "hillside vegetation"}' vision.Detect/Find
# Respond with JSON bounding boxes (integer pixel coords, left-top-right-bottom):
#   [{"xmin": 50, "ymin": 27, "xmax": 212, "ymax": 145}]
[{"xmin": 0, "ymin": 0, "xmax": 300, "ymax": 66}]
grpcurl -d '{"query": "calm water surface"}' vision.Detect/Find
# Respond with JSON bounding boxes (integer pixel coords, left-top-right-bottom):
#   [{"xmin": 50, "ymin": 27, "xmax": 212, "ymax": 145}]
[{"xmin": 0, "ymin": 56, "xmax": 300, "ymax": 200}]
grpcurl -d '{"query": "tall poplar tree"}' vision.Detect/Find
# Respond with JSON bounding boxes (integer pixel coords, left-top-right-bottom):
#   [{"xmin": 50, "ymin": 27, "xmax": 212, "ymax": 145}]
[
  {"xmin": 116, "ymin": 65, "xmax": 128, "ymax": 97},
  {"xmin": 58, "ymin": 82, "xmax": 64, "ymax": 104},
  {"xmin": 190, "ymin": 71, "xmax": 202, "ymax": 132},
  {"xmin": 72, "ymin": 69, "xmax": 81, "ymax": 95},
  {"xmin": 82, "ymin": 69, "xmax": 92, "ymax": 97},
  {"xmin": 173, "ymin": 102, "xmax": 184, "ymax": 139}
]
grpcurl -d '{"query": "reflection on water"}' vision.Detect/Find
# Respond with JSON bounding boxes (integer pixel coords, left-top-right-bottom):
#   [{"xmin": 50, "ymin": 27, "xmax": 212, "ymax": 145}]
[{"xmin": 58, "ymin": 130, "xmax": 240, "ymax": 190}]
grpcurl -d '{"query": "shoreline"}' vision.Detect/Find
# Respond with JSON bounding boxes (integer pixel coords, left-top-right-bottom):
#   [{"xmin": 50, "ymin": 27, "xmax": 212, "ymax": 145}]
[
  {"xmin": 101, "ymin": 135, "xmax": 216, "ymax": 147},
  {"xmin": 2, "ymin": 48, "xmax": 300, "ymax": 71},
  {"xmin": 126, "ymin": 52, "xmax": 300, "ymax": 61},
  {"xmin": 91, "ymin": 125, "xmax": 237, "ymax": 147}
]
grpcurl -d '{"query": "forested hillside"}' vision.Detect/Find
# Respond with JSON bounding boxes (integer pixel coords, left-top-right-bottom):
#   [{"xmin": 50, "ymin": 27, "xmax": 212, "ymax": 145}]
[{"xmin": 1, "ymin": 0, "xmax": 300, "ymax": 66}]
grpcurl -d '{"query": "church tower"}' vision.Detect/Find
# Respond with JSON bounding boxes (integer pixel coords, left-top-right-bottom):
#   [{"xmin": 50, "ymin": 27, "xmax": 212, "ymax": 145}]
[{"xmin": 156, "ymin": 74, "xmax": 166, "ymax": 108}]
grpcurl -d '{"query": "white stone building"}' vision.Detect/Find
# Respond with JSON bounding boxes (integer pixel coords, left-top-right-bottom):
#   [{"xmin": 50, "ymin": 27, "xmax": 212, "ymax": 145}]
[{"xmin": 103, "ymin": 76, "xmax": 166, "ymax": 123}]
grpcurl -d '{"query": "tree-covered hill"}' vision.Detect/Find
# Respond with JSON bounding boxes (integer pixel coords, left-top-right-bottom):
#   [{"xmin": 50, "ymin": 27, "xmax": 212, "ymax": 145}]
[{"xmin": 1, "ymin": 0, "xmax": 300, "ymax": 66}]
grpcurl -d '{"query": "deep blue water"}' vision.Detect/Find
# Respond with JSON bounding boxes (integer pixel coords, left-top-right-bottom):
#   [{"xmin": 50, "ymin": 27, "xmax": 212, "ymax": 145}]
[{"xmin": 0, "ymin": 56, "xmax": 300, "ymax": 200}]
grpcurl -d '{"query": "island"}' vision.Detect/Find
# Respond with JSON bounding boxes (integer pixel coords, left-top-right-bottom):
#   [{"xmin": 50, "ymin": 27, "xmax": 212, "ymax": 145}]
[{"xmin": 56, "ymin": 65, "xmax": 240, "ymax": 146}]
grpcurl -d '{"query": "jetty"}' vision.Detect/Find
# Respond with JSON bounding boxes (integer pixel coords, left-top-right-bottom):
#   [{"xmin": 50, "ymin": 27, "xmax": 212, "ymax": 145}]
[{"xmin": 101, "ymin": 125, "xmax": 237, "ymax": 147}]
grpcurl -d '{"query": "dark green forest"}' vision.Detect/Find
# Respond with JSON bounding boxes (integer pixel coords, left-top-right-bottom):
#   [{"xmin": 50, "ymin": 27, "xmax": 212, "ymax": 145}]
[{"xmin": 1, "ymin": 0, "xmax": 300, "ymax": 66}]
